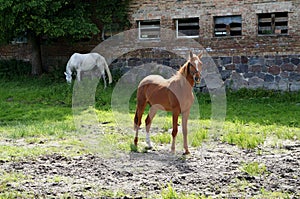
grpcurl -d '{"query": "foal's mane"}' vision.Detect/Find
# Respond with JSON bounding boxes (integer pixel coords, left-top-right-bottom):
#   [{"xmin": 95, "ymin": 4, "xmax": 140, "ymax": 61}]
[
  {"xmin": 169, "ymin": 60, "xmax": 191, "ymax": 88},
  {"xmin": 178, "ymin": 60, "xmax": 190, "ymax": 78}
]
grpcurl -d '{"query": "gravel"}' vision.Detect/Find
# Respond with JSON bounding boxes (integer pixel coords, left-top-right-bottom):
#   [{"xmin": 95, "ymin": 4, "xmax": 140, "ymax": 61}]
[{"xmin": 1, "ymin": 140, "xmax": 299, "ymax": 198}]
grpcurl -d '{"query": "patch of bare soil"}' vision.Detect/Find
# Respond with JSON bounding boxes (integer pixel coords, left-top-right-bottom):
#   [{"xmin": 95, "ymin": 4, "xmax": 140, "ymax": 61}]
[{"xmin": 0, "ymin": 140, "xmax": 299, "ymax": 198}]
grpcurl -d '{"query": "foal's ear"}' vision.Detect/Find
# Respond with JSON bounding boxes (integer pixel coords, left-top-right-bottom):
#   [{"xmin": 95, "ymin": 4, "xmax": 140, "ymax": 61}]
[
  {"xmin": 198, "ymin": 51, "xmax": 203, "ymax": 59},
  {"xmin": 189, "ymin": 51, "xmax": 193, "ymax": 59}
]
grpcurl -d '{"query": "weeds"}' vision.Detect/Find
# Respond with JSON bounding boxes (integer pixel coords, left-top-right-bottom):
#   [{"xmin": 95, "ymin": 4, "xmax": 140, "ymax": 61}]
[
  {"xmin": 160, "ymin": 182, "xmax": 211, "ymax": 199},
  {"xmin": 190, "ymin": 129, "xmax": 208, "ymax": 147},
  {"xmin": 152, "ymin": 132, "xmax": 171, "ymax": 144},
  {"xmin": 221, "ymin": 131, "xmax": 265, "ymax": 149},
  {"xmin": 240, "ymin": 162, "xmax": 268, "ymax": 176},
  {"xmin": 255, "ymin": 188, "xmax": 291, "ymax": 199}
]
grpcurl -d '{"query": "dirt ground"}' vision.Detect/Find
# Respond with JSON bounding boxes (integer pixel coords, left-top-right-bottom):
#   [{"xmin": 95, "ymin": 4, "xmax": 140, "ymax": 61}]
[{"xmin": 0, "ymin": 138, "xmax": 299, "ymax": 198}]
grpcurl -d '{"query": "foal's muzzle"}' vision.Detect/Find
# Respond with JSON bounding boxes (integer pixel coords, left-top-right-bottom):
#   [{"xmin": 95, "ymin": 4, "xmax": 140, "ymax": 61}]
[
  {"xmin": 194, "ymin": 76, "xmax": 201, "ymax": 83},
  {"xmin": 191, "ymin": 71, "xmax": 201, "ymax": 83}
]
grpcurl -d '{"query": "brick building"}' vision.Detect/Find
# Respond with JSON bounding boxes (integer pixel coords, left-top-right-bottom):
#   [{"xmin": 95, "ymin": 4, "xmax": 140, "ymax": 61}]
[
  {"xmin": 1, "ymin": 0, "xmax": 300, "ymax": 90},
  {"xmin": 128, "ymin": 0, "xmax": 300, "ymax": 55},
  {"xmin": 110, "ymin": 0, "xmax": 300, "ymax": 91}
]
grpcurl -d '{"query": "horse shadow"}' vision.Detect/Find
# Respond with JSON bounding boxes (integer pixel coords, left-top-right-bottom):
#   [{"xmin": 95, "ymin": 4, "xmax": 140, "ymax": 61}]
[{"xmin": 128, "ymin": 148, "xmax": 194, "ymax": 174}]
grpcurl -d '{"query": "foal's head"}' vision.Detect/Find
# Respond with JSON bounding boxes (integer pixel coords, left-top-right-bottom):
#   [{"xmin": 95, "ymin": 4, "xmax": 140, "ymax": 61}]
[{"xmin": 188, "ymin": 51, "xmax": 203, "ymax": 83}]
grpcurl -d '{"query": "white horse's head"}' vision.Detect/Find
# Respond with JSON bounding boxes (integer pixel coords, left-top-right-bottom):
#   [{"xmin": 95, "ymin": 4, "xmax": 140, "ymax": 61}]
[{"xmin": 64, "ymin": 72, "xmax": 72, "ymax": 84}]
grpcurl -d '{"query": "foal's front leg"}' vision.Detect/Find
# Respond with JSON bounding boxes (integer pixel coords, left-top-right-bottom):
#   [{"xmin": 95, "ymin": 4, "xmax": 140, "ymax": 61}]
[{"xmin": 182, "ymin": 111, "xmax": 190, "ymax": 155}]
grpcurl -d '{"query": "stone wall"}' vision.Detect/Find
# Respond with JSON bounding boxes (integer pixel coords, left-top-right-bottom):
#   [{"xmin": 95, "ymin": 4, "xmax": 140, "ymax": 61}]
[
  {"xmin": 216, "ymin": 54, "xmax": 300, "ymax": 91},
  {"xmin": 110, "ymin": 49, "xmax": 300, "ymax": 91}
]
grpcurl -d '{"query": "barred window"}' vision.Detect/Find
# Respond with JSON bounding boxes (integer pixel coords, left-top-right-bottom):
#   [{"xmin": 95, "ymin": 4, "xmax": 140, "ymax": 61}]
[
  {"xmin": 138, "ymin": 20, "xmax": 160, "ymax": 40},
  {"xmin": 258, "ymin": 12, "xmax": 288, "ymax": 35},
  {"xmin": 175, "ymin": 18, "xmax": 199, "ymax": 38}
]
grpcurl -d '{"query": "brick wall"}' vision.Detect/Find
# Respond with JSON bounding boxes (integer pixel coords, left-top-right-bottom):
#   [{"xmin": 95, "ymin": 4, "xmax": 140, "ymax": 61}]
[
  {"xmin": 0, "ymin": 40, "xmax": 99, "ymax": 71},
  {"xmin": 40, "ymin": 41, "xmax": 99, "ymax": 71},
  {"xmin": 0, "ymin": 43, "xmax": 31, "ymax": 61},
  {"xmin": 129, "ymin": 0, "xmax": 300, "ymax": 56}
]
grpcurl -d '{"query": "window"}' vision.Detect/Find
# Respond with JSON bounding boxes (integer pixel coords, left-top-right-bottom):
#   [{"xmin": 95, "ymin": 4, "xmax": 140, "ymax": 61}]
[
  {"xmin": 11, "ymin": 32, "xmax": 28, "ymax": 44},
  {"xmin": 258, "ymin": 12, "xmax": 288, "ymax": 35},
  {"xmin": 214, "ymin": 15, "xmax": 242, "ymax": 37},
  {"xmin": 175, "ymin": 18, "xmax": 199, "ymax": 38},
  {"xmin": 138, "ymin": 20, "xmax": 160, "ymax": 40},
  {"xmin": 11, "ymin": 36, "xmax": 28, "ymax": 44},
  {"xmin": 102, "ymin": 24, "xmax": 122, "ymax": 40}
]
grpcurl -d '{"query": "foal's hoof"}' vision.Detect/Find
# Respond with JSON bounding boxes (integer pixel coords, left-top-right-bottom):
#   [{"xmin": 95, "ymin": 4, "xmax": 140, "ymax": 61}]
[{"xmin": 183, "ymin": 151, "xmax": 191, "ymax": 156}]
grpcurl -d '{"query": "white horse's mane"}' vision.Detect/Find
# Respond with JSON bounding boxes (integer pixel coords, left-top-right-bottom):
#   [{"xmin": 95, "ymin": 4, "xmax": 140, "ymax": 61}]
[{"xmin": 64, "ymin": 52, "xmax": 112, "ymax": 87}]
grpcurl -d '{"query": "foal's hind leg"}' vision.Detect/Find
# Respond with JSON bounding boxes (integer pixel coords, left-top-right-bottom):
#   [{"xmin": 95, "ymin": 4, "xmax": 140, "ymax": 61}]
[
  {"xmin": 171, "ymin": 111, "xmax": 180, "ymax": 154},
  {"xmin": 145, "ymin": 106, "xmax": 158, "ymax": 149}
]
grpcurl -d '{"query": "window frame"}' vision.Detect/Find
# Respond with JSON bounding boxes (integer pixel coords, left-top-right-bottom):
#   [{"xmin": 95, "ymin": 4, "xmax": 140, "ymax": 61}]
[
  {"xmin": 175, "ymin": 17, "xmax": 200, "ymax": 39},
  {"xmin": 257, "ymin": 12, "xmax": 288, "ymax": 35},
  {"xmin": 214, "ymin": 15, "xmax": 242, "ymax": 37},
  {"xmin": 138, "ymin": 20, "xmax": 160, "ymax": 40},
  {"xmin": 11, "ymin": 35, "xmax": 28, "ymax": 44}
]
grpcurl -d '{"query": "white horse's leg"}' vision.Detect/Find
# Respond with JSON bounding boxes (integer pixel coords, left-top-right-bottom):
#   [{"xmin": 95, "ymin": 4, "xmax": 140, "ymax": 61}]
[
  {"xmin": 102, "ymin": 73, "xmax": 107, "ymax": 88},
  {"xmin": 77, "ymin": 70, "xmax": 81, "ymax": 81}
]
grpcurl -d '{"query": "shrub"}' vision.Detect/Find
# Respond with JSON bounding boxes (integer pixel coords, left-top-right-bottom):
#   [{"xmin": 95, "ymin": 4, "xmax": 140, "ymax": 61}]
[{"xmin": 0, "ymin": 59, "xmax": 31, "ymax": 78}]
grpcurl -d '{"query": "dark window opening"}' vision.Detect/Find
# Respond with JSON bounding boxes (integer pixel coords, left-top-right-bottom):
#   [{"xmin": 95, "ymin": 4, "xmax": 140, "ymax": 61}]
[
  {"xmin": 175, "ymin": 18, "xmax": 199, "ymax": 38},
  {"xmin": 214, "ymin": 15, "xmax": 242, "ymax": 37}
]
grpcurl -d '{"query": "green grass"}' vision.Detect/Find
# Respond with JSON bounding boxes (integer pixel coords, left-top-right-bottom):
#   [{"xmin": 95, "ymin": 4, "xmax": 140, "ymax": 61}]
[
  {"xmin": 0, "ymin": 76, "xmax": 299, "ymax": 152},
  {"xmin": 225, "ymin": 88, "xmax": 300, "ymax": 127}
]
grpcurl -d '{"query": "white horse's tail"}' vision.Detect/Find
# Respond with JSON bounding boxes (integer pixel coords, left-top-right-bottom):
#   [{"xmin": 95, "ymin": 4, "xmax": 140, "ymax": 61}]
[{"xmin": 104, "ymin": 60, "xmax": 112, "ymax": 84}]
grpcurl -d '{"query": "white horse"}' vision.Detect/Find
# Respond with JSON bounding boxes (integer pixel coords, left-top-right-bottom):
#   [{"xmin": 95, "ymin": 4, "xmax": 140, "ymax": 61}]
[{"xmin": 64, "ymin": 53, "xmax": 112, "ymax": 87}]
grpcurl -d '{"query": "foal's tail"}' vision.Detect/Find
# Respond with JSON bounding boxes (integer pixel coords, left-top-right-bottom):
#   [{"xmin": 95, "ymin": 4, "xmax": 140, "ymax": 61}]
[
  {"xmin": 134, "ymin": 87, "xmax": 147, "ymax": 131},
  {"xmin": 104, "ymin": 61, "xmax": 112, "ymax": 84}
]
